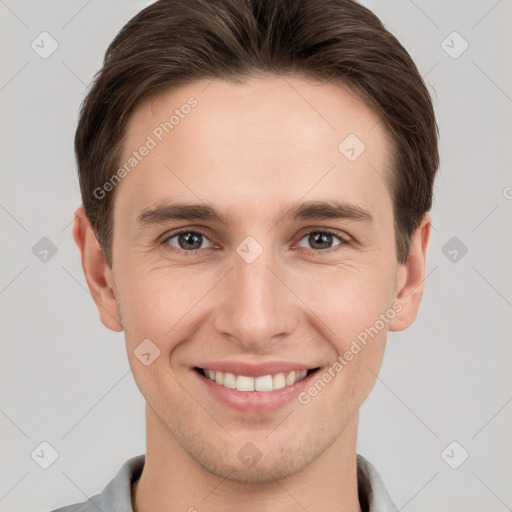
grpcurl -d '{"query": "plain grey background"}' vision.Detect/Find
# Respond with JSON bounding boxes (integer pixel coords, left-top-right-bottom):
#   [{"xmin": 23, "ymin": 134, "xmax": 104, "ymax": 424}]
[{"xmin": 1, "ymin": 1, "xmax": 511, "ymax": 511}]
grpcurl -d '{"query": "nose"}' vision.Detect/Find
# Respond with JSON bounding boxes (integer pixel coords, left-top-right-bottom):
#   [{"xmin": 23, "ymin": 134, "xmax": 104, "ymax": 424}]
[{"xmin": 211, "ymin": 242, "xmax": 299, "ymax": 351}]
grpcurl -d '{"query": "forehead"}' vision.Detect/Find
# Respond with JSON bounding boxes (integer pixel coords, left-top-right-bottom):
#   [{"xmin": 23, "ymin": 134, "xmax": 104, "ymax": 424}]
[{"xmin": 115, "ymin": 75, "xmax": 394, "ymax": 228}]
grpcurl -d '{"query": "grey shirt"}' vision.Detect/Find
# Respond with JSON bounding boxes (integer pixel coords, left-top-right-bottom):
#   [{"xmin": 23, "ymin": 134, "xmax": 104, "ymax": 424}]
[{"xmin": 50, "ymin": 453, "xmax": 398, "ymax": 512}]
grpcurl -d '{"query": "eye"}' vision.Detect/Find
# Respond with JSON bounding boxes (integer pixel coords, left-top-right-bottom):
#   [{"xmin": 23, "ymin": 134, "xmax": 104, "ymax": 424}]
[
  {"xmin": 163, "ymin": 230, "xmax": 214, "ymax": 252},
  {"xmin": 296, "ymin": 229, "xmax": 350, "ymax": 252},
  {"xmin": 160, "ymin": 227, "xmax": 351, "ymax": 256}
]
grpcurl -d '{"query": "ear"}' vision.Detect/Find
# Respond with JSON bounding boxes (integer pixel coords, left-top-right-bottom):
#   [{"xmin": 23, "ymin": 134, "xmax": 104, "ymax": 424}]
[
  {"xmin": 388, "ymin": 212, "xmax": 431, "ymax": 332},
  {"xmin": 72, "ymin": 206, "xmax": 123, "ymax": 332}
]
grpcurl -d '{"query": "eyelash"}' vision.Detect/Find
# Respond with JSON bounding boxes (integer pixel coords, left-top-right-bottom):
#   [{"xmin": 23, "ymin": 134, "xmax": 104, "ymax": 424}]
[{"xmin": 160, "ymin": 228, "xmax": 351, "ymax": 257}]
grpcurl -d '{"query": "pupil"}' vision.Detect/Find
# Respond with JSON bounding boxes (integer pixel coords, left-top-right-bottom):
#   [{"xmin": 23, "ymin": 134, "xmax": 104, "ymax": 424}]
[
  {"xmin": 310, "ymin": 232, "xmax": 332, "ymax": 250},
  {"xmin": 180, "ymin": 232, "xmax": 201, "ymax": 250}
]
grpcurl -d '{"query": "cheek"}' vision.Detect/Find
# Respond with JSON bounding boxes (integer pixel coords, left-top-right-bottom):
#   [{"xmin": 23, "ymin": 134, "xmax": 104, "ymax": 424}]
[
  {"xmin": 300, "ymin": 261, "xmax": 397, "ymax": 348},
  {"xmin": 118, "ymin": 265, "xmax": 213, "ymax": 342},
  {"xmin": 308, "ymin": 270, "xmax": 394, "ymax": 414},
  {"xmin": 117, "ymin": 268, "xmax": 202, "ymax": 401}
]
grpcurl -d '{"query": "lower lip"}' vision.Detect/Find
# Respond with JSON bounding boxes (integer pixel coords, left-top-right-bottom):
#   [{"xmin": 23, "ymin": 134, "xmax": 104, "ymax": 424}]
[{"xmin": 194, "ymin": 369, "xmax": 319, "ymax": 413}]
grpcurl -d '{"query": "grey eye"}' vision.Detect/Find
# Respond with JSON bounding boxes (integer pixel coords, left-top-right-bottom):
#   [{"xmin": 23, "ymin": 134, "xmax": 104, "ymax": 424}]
[{"xmin": 166, "ymin": 231, "xmax": 213, "ymax": 251}]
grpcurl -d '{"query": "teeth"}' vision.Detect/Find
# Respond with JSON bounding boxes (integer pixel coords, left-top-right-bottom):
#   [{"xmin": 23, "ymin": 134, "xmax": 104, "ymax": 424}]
[
  {"xmin": 272, "ymin": 373, "xmax": 286, "ymax": 390},
  {"xmin": 236, "ymin": 375, "xmax": 255, "ymax": 392},
  {"xmin": 255, "ymin": 375, "xmax": 273, "ymax": 392},
  {"xmin": 223, "ymin": 372, "xmax": 237, "ymax": 389},
  {"xmin": 201, "ymin": 368, "xmax": 310, "ymax": 392},
  {"xmin": 285, "ymin": 371, "xmax": 296, "ymax": 386}
]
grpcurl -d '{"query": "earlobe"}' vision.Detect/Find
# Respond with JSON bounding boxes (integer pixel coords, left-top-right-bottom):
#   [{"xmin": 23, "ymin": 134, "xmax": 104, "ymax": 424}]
[
  {"xmin": 388, "ymin": 213, "xmax": 431, "ymax": 332},
  {"xmin": 72, "ymin": 206, "xmax": 123, "ymax": 332}
]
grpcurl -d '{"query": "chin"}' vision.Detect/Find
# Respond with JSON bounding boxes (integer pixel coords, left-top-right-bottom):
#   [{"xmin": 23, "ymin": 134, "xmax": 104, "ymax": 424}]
[{"xmin": 197, "ymin": 449, "xmax": 312, "ymax": 483}]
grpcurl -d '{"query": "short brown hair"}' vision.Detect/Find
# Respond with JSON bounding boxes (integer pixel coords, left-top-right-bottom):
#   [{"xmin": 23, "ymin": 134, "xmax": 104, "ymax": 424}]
[{"xmin": 75, "ymin": 0, "xmax": 439, "ymax": 268}]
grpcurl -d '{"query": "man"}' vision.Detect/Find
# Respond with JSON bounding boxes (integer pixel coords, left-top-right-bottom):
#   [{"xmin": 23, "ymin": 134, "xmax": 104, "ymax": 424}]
[{"xmin": 53, "ymin": 0, "xmax": 438, "ymax": 510}]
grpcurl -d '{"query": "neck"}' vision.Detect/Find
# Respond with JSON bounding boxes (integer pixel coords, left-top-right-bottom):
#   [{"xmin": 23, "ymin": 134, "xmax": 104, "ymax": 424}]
[{"xmin": 133, "ymin": 405, "xmax": 362, "ymax": 512}]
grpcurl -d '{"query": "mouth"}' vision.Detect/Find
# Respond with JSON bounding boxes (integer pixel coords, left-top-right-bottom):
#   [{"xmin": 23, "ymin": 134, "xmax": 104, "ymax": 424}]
[
  {"xmin": 194, "ymin": 367, "xmax": 320, "ymax": 392},
  {"xmin": 191, "ymin": 360, "xmax": 324, "ymax": 412}
]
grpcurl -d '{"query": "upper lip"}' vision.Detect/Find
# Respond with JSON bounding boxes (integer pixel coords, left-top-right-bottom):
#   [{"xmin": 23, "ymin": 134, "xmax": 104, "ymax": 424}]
[{"xmin": 194, "ymin": 360, "xmax": 318, "ymax": 377}]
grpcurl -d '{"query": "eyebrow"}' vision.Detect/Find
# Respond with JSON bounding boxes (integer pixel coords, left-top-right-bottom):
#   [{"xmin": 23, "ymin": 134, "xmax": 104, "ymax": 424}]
[{"xmin": 135, "ymin": 199, "xmax": 373, "ymax": 229}]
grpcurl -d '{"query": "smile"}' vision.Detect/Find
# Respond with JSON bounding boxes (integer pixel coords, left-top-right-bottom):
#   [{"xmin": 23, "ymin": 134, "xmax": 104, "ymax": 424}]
[{"xmin": 196, "ymin": 367, "xmax": 318, "ymax": 392}]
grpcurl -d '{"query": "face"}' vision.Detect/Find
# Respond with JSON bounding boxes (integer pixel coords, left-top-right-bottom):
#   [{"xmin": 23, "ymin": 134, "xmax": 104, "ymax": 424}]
[{"xmin": 76, "ymin": 75, "xmax": 429, "ymax": 483}]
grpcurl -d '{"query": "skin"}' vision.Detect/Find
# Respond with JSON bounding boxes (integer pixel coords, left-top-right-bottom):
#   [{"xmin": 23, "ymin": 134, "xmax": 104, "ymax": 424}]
[{"xmin": 74, "ymin": 75, "xmax": 431, "ymax": 512}]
